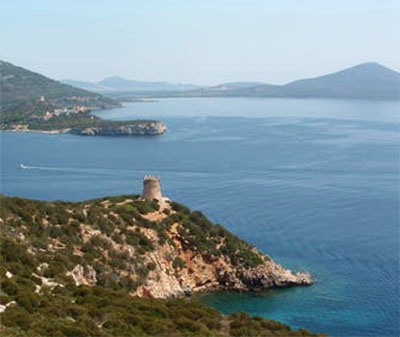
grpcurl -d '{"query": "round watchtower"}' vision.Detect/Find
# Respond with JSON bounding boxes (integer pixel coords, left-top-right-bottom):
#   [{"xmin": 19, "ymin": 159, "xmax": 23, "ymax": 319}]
[{"xmin": 142, "ymin": 176, "xmax": 162, "ymax": 201}]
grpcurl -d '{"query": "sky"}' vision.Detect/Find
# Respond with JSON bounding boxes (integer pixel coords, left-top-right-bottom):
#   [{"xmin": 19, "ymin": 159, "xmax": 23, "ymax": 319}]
[{"xmin": 1, "ymin": 0, "xmax": 399, "ymax": 85}]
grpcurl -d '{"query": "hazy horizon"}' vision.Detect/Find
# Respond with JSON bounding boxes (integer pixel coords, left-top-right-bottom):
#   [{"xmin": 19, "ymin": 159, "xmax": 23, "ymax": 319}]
[{"xmin": 1, "ymin": 0, "xmax": 399, "ymax": 86}]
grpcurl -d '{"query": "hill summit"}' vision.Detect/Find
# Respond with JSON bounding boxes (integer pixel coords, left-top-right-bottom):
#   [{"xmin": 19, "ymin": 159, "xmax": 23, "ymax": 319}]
[
  {"xmin": 195, "ymin": 62, "xmax": 400, "ymax": 100},
  {"xmin": 276, "ymin": 62, "xmax": 400, "ymax": 100}
]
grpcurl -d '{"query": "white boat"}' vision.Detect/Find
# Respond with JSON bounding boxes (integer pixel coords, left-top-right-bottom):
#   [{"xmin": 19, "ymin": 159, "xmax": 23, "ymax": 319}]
[{"xmin": 17, "ymin": 164, "xmax": 28, "ymax": 169}]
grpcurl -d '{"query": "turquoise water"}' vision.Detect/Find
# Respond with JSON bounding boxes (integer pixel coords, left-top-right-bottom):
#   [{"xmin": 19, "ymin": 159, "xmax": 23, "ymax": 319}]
[{"xmin": 1, "ymin": 98, "xmax": 399, "ymax": 336}]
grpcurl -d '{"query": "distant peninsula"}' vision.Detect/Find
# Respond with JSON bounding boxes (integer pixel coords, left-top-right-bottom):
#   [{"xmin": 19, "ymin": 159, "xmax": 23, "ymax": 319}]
[
  {"xmin": 0, "ymin": 61, "xmax": 167, "ymax": 136},
  {"xmin": 5, "ymin": 112, "xmax": 167, "ymax": 137}
]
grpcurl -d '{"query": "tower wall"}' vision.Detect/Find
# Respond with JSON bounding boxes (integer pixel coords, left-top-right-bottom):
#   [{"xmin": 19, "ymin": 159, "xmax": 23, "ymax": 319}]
[{"xmin": 142, "ymin": 176, "xmax": 162, "ymax": 201}]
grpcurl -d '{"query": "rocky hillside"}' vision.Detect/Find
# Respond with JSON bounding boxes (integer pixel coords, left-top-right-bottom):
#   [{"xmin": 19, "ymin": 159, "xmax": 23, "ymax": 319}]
[
  {"xmin": 0, "ymin": 194, "xmax": 311, "ymax": 298},
  {"xmin": 0, "ymin": 194, "xmax": 320, "ymax": 336}
]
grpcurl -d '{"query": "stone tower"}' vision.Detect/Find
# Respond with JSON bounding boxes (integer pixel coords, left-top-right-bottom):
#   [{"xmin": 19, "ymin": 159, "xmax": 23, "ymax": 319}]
[{"xmin": 142, "ymin": 176, "xmax": 162, "ymax": 201}]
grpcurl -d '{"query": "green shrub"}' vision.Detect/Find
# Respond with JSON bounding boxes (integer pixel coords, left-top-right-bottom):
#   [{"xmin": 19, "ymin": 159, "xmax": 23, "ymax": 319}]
[
  {"xmin": 172, "ymin": 257, "xmax": 186, "ymax": 270},
  {"xmin": 1, "ymin": 278, "xmax": 18, "ymax": 296},
  {"xmin": 1, "ymin": 306, "xmax": 33, "ymax": 330},
  {"xmin": 124, "ymin": 230, "xmax": 154, "ymax": 253},
  {"xmin": 175, "ymin": 316, "xmax": 205, "ymax": 333},
  {"xmin": 170, "ymin": 202, "xmax": 190, "ymax": 215}
]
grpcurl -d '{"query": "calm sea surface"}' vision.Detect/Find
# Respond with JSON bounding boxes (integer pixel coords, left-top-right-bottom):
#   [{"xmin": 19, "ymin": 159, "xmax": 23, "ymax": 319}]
[{"xmin": 1, "ymin": 98, "xmax": 399, "ymax": 337}]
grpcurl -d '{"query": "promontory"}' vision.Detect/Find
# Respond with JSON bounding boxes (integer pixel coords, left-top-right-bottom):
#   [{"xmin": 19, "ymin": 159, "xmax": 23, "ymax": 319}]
[{"xmin": 0, "ymin": 177, "xmax": 322, "ymax": 337}]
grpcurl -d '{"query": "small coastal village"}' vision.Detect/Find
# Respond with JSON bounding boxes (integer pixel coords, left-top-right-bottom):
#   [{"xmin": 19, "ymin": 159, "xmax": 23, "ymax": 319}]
[
  {"xmin": 28, "ymin": 95, "xmax": 91, "ymax": 122},
  {"xmin": 8, "ymin": 94, "xmax": 96, "ymax": 132}
]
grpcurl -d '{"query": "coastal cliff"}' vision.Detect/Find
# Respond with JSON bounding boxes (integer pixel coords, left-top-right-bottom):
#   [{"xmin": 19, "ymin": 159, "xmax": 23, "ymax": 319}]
[{"xmin": 133, "ymin": 199, "xmax": 311, "ymax": 298}]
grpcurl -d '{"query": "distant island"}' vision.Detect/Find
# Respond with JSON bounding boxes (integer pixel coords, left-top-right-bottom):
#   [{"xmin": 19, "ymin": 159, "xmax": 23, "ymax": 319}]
[
  {"xmin": 64, "ymin": 62, "xmax": 400, "ymax": 101},
  {"xmin": 0, "ymin": 61, "xmax": 166, "ymax": 136},
  {"xmin": 0, "ymin": 177, "xmax": 325, "ymax": 337}
]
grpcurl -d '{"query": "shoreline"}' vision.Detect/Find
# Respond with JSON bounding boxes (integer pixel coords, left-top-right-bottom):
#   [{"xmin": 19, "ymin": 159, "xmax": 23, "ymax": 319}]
[
  {"xmin": 2, "ymin": 128, "xmax": 70, "ymax": 134},
  {"xmin": 1, "ymin": 121, "xmax": 167, "ymax": 136}
]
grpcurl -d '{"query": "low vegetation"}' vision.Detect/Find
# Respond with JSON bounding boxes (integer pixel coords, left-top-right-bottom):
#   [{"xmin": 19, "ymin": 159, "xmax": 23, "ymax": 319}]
[
  {"xmin": 0, "ymin": 195, "xmax": 265, "ymax": 291},
  {"xmin": 0, "ymin": 281, "xmax": 326, "ymax": 337}
]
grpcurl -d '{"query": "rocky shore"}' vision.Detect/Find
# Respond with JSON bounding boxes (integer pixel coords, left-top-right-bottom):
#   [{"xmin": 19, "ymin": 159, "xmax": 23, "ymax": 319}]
[
  {"xmin": 70, "ymin": 121, "xmax": 167, "ymax": 136},
  {"xmin": 5, "ymin": 121, "xmax": 167, "ymax": 136},
  {"xmin": 135, "ymin": 241, "xmax": 312, "ymax": 299},
  {"xmin": 133, "ymin": 200, "xmax": 312, "ymax": 298}
]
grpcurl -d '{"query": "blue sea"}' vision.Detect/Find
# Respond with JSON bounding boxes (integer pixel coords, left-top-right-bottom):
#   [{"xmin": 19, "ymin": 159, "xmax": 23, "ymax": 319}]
[{"xmin": 1, "ymin": 98, "xmax": 399, "ymax": 337}]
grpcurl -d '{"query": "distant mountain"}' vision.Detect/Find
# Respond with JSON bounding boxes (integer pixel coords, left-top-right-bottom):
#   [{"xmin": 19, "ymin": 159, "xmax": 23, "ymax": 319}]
[
  {"xmin": 61, "ymin": 79, "xmax": 109, "ymax": 92},
  {"xmin": 202, "ymin": 82, "xmax": 266, "ymax": 91},
  {"xmin": 62, "ymin": 76, "xmax": 200, "ymax": 93},
  {"xmin": 201, "ymin": 63, "xmax": 400, "ymax": 100},
  {"xmin": 0, "ymin": 61, "xmax": 120, "ymax": 116},
  {"xmin": 196, "ymin": 82, "xmax": 280, "ymax": 97}
]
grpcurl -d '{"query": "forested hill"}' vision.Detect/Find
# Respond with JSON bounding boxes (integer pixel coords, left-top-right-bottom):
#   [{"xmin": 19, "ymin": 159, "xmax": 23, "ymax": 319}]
[{"xmin": 0, "ymin": 61, "xmax": 120, "ymax": 116}]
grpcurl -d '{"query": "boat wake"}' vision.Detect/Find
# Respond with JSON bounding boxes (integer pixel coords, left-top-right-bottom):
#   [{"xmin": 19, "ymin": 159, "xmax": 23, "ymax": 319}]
[
  {"xmin": 15, "ymin": 164, "xmax": 213, "ymax": 177},
  {"xmin": 17, "ymin": 164, "xmax": 30, "ymax": 169},
  {"xmin": 16, "ymin": 164, "xmax": 128, "ymax": 175}
]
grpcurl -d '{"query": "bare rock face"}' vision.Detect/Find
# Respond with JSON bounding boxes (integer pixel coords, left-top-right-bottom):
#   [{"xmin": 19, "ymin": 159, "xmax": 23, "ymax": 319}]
[
  {"xmin": 131, "ymin": 219, "xmax": 313, "ymax": 299},
  {"xmin": 67, "ymin": 264, "xmax": 97, "ymax": 286},
  {"xmin": 134, "ymin": 245, "xmax": 312, "ymax": 299}
]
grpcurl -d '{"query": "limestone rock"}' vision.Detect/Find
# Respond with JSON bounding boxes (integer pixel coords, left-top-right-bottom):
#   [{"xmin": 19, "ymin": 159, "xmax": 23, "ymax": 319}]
[{"xmin": 67, "ymin": 264, "xmax": 97, "ymax": 286}]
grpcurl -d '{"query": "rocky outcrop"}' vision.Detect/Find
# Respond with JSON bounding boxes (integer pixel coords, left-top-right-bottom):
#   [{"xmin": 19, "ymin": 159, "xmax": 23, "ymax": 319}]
[
  {"xmin": 134, "ymin": 228, "xmax": 312, "ymax": 299},
  {"xmin": 131, "ymin": 202, "xmax": 312, "ymax": 299},
  {"xmin": 67, "ymin": 264, "xmax": 97, "ymax": 286},
  {"xmin": 70, "ymin": 121, "xmax": 167, "ymax": 136}
]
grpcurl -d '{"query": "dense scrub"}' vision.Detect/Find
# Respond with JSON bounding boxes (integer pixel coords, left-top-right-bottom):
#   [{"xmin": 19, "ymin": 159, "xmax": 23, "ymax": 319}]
[
  {"xmin": 0, "ymin": 279, "xmax": 325, "ymax": 337},
  {"xmin": 169, "ymin": 201, "xmax": 265, "ymax": 267},
  {"xmin": 0, "ymin": 195, "xmax": 265, "ymax": 291},
  {"xmin": 0, "ymin": 259, "xmax": 324, "ymax": 337},
  {"xmin": 0, "ymin": 195, "xmax": 162, "ymax": 292}
]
